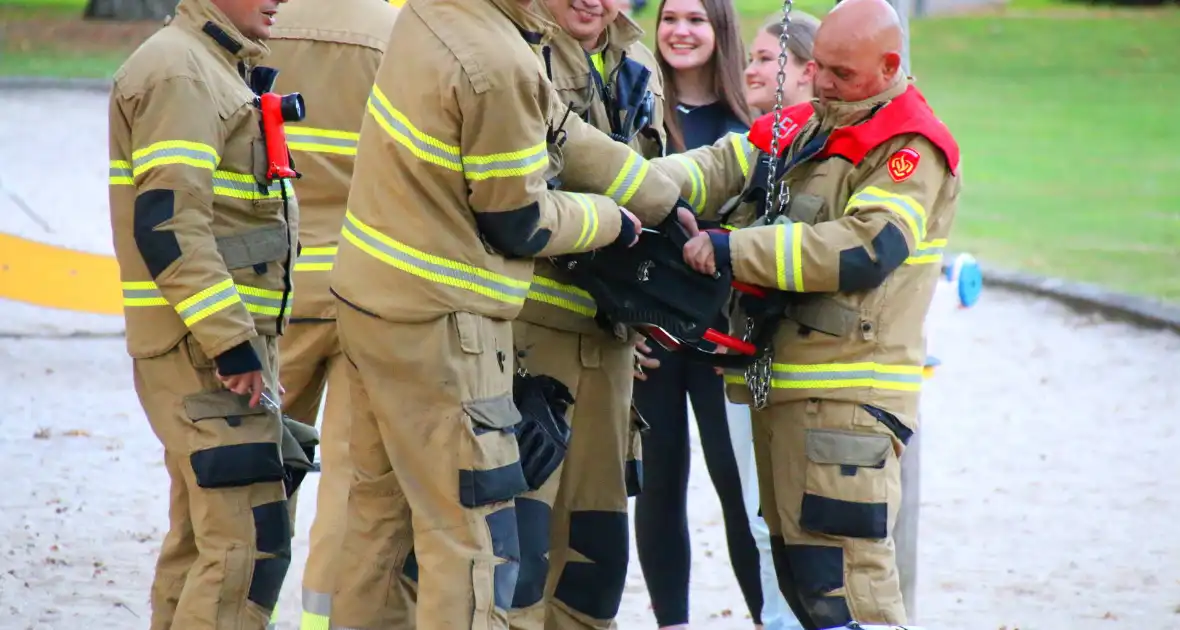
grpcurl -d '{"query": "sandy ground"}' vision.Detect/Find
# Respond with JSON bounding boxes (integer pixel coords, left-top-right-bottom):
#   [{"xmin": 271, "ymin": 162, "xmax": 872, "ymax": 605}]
[{"xmin": 2, "ymin": 87, "xmax": 1179, "ymax": 630}]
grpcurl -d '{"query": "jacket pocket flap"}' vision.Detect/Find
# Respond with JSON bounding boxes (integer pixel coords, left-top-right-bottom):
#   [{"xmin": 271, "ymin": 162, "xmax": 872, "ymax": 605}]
[
  {"xmin": 805, "ymin": 429, "xmax": 890, "ymax": 467},
  {"xmin": 183, "ymin": 390, "xmax": 265, "ymax": 421},
  {"xmin": 463, "ymin": 394, "xmax": 522, "ymax": 431}
]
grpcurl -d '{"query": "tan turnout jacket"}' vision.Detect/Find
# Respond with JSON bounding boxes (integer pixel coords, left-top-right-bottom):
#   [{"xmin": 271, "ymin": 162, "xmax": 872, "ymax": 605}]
[
  {"xmin": 329, "ymin": 0, "xmax": 682, "ymax": 325},
  {"xmin": 265, "ymin": 0, "xmax": 400, "ymax": 321},
  {"xmin": 655, "ymin": 79, "xmax": 962, "ymax": 424},
  {"xmin": 518, "ymin": 4, "xmax": 667, "ymax": 335},
  {"xmin": 108, "ymin": 0, "xmax": 299, "ymax": 372}
]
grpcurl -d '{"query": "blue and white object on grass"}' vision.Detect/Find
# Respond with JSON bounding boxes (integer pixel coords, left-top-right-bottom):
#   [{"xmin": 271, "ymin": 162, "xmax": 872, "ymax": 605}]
[{"xmin": 943, "ymin": 252, "xmax": 983, "ymax": 309}]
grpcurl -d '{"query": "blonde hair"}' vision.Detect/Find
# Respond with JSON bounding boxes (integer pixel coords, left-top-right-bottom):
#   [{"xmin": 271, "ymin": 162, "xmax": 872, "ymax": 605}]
[{"xmin": 761, "ymin": 11, "xmax": 820, "ymax": 65}]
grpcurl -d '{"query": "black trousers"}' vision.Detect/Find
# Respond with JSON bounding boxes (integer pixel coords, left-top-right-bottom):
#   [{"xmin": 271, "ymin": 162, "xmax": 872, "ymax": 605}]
[{"xmin": 632, "ymin": 344, "xmax": 764, "ymax": 627}]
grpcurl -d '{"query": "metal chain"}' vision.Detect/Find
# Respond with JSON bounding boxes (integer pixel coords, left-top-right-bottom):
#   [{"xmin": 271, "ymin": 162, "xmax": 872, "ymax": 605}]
[{"xmin": 746, "ymin": 0, "xmax": 793, "ymax": 411}]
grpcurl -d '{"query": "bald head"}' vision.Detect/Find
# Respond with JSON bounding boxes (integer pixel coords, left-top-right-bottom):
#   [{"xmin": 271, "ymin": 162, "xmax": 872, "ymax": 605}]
[{"xmin": 812, "ymin": 0, "xmax": 904, "ymax": 104}]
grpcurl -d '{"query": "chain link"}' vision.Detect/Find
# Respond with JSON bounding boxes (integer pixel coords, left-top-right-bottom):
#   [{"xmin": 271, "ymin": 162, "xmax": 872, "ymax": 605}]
[{"xmin": 745, "ymin": 0, "xmax": 793, "ymax": 410}]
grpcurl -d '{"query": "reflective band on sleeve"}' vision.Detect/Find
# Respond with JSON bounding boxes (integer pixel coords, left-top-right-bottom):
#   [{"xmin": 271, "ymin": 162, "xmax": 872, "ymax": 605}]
[
  {"xmin": 728, "ymin": 133, "xmax": 752, "ymax": 179},
  {"xmin": 131, "ymin": 140, "xmax": 219, "ymax": 178},
  {"xmin": 173, "ymin": 278, "xmax": 241, "ymax": 327},
  {"xmin": 724, "ymin": 362, "xmax": 924, "ymax": 392},
  {"xmin": 462, "ymin": 143, "xmax": 548, "ymax": 181},
  {"xmin": 604, "ymin": 151, "xmax": 650, "ymax": 206},
  {"xmin": 121, "ymin": 281, "xmax": 169, "ymax": 306},
  {"xmin": 238, "ymin": 285, "xmax": 286, "ymax": 317},
  {"xmin": 213, "ymin": 171, "xmax": 293, "ymax": 201},
  {"xmin": 525, "ymin": 274, "xmax": 597, "ymax": 317},
  {"xmin": 774, "ymin": 222, "xmax": 805, "ymax": 292},
  {"xmin": 844, "ymin": 185, "xmax": 928, "ymax": 243},
  {"xmin": 667, "ymin": 154, "xmax": 705, "ymax": 212},
  {"xmin": 109, "ymin": 160, "xmax": 134, "ymax": 185},
  {"xmin": 340, "ymin": 210, "xmax": 531, "ymax": 305},
  {"xmin": 285, "ymin": 126, "xmax": 359, "ymax": 156},
  {"xmin": 367, "ymin": 85, "xmax": 463, "ymax": 171},
  {"xmin": 294, "ymin": 246, "xmax": 337, "ymax": 272},
  {"xmin": 302, "ymin": 587, "xmax": 332, "ymax": 617},
  {"xmin": 905, "ymin": 238, "xmax": 946, "ymax": 265},
  {"xmin": 564, "ymin": 193, "xmax": 600, "ymax": 251}
]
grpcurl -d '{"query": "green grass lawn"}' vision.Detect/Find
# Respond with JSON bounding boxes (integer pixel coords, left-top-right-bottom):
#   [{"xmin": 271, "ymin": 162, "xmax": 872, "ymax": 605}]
[{"xmin": 3, "ymin": 0, "xmax": 1178, "ymax": 302}]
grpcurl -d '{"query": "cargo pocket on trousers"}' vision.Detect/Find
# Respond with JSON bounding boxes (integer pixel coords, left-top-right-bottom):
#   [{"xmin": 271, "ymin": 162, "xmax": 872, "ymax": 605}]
[
  {"xmin": 799, "ymin": 428, "xmax": 892, "ymax": 540},
  {"xmin": 459, "ymin": 395, "xmax": 530, "ymax": 508},
  {"xmin": 183, "ymin": 390, "xmax": 285, "ymax": 490}
]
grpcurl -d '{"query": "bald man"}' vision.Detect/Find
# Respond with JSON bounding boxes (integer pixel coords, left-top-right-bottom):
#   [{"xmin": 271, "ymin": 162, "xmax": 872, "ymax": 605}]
[{"xmin": 648, "ymin": 0, "xmax": 962, "ymax": 627}]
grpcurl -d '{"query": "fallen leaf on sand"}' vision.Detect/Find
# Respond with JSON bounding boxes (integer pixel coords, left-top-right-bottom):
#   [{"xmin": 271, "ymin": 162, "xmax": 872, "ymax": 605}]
[{"xmin": 62, "ymin": 429, "xmax": 91, "ymax": 437}]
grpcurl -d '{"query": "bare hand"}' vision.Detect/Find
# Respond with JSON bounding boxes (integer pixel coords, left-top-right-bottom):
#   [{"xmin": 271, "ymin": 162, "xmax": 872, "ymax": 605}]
[
  {"xmin": 675, "ymin": 205, "xmax": 700, "ymax": 237},
  {"xmin": 620, "ymin": 207, "xmax": 642, "ymax": 247},
  {"xmin": 217, "ymin": 369, "xmax": 265, "ymax": 408},
  {"xmin": 633, "ymin": 339, "xmax": 661, "ymax": 381},
  {"xmin": 683, "ymin": 232, "xmax": 716, "ymax": 275}
]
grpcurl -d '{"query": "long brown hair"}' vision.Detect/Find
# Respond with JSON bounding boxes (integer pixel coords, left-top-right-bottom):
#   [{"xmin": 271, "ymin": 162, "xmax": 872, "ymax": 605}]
[{"xmin": 654, "ymin": 0, "xmax": 752, "ymax": 153}]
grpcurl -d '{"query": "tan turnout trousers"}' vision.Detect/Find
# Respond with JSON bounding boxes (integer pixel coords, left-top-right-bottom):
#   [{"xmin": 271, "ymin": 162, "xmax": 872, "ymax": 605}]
[
  {"xmin": 751, "ymin": 398, "xmax": 908, "ymax": 626},
  {"xmin": 330, "ymin": 301, "xmax": 529, "ymax": 630},
  {"xmin": 275, "ymin": 321, "xmax": 351, "ymax": 629},
  {"xmin": 505, "ymin": 322, "xmax": 639, "ymax": 630},
  {"xmin": 137, "ymin": 334, "xmax": 291, "ymax": 630}
]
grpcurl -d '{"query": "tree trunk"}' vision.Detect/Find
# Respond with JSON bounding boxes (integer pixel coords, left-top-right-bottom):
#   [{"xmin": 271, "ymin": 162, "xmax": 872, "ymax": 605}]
[{"xmin": 84, "ymin": 0, "xmax": 179, "ymax": 21}]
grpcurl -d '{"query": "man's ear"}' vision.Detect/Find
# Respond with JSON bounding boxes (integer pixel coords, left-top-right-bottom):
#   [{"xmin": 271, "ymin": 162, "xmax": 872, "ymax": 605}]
[
  {"xmin": 882, "ymin": 51, "xmax": 902, "ymax": 79},
  {"xmin": 801, "ymin": 60, "xmax": 818, "ymax": 85}
]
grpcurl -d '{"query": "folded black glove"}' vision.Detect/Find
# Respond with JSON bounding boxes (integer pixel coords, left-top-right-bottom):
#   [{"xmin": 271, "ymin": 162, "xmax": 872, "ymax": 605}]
[{"xmin": 513, "ymin": 372, "xmax": 575, "ymax": 491}]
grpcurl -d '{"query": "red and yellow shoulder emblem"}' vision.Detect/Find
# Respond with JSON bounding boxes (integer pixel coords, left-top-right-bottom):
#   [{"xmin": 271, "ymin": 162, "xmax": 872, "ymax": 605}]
[{"xmin": 887, "ymin": 148, "xmax": 921, "ymax": 182}]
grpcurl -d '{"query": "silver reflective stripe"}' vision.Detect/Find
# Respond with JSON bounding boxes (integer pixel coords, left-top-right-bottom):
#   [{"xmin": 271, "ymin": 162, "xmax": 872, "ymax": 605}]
[
  {"xmin": 462, "ymin": 144, "xmax": 548, "ymax": 181},
  {"xmin": 526, "ymin": 276, "xmax": 596, "ymax": 317},
  {"xmin": 605, "ymin": 151, "xmax": 650, "ymax": 206},
  {"xmin": 776, "ymin": 222, "xmax": 803, "ymax": 292},
  {"xmin": 175, "ymin": 279, "xmax": 239, "ymax": 326},
  {"xmin": 771, "ymin": 365, "xmax": 924, "ymax": 389},
  {"xmin": 303, "ymin": 587, "xmax": 332, "ymax": 616},
  {"xmin": 110, "ymin": 163, "xmax": 133, "ymax": 180},
  {"xmin": 131, "ymin": 143, "xmax": 218, "ymax": 176},
  {"xmin": 122, "ymin": 284, "xmax": 167, "ymax": 306},
  {"xmin": 294, "ymin": 247, "xmax": 337, "ymax": 271},
  {"xmin": 239, "ymin": 287, "xmax": 285, "ymax": 316},
  {"xmin": 286, "ymin": 128, "xmax": 359, "ymax": 154},
  {"xmin": 367, "ymin": 89, "xmax": 463, "ymax": 170},
  {"xmin": 341, "ymin": 213, "xmax": 530, "ymax": 304},
  {"xmin": 669, "ymin": 154, "xmax": 705, "ymax": 210}
]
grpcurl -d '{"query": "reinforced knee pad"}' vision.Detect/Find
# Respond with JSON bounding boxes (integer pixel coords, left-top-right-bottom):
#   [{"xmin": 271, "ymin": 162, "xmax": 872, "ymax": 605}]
[
  {"xmin": 511, "ymin": 498, "xmax": 552, "ymax": 609},
  {"xmin": 770, "ymin": 538, "xmax": 852, "ymax": 630},
  {"xmin": 553, "ymin": 511, "xmax": 628, "ymax": 620},
  {"xmin": 486, "ymin": 506, "xmax": 522, "ymax": 612},
  {"xmin": 249, "ymin": 500, "xmax": 293, "ymax": 611},
  {"xmin": 513, "ymin": 372, "xmax": 574, "ymax": 491}
]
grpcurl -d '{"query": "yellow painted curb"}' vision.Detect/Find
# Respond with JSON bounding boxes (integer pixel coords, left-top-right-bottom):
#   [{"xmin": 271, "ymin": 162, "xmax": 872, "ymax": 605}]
[{"xmin": 0, "ymin": 233, "xmax": 122, "ymax": 315}]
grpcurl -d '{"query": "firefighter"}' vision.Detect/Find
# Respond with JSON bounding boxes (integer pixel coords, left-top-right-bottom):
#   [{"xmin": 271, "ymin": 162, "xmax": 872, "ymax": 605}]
[
  {"xmin": 654, "ymin": 0, "xmax": 962, "ymax": 626},
  {"xmin": 505, "ymin": 1, "xmax": 666, "ymax": 629},
  {"xmin": 324, "ymin": 0, "xmax": 696, "ymax": 627},
  {"xmin": 260, "ymin": 0, "xmax": 401, "ymax": 628},
  {"xmin": 106, "ymin": 0, "xmax": 311, "ymax": 627}
]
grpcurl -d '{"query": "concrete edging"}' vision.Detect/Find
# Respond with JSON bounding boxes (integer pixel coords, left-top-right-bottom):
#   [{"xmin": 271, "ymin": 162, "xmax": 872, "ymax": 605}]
[
  {"xmin": 0, "ymin": 76, "xmax": 112, "ymax": 92},
  {"xmin": 976, "ymin": 262, "xmax": 1180, "ymax": 335}
]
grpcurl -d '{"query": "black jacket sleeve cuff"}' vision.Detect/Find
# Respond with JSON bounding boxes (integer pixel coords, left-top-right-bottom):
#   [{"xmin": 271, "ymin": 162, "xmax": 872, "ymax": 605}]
[
  {"xmin": 611, "ymin": 209, "xmax": 638, "ymax": 248},
  {"xmin": 214, "ymin": 340, "xmax": 262, "ymax": 376},
  {"xmin": 709, "ymin": 231, "xmax": 731, "ymax": 271}
]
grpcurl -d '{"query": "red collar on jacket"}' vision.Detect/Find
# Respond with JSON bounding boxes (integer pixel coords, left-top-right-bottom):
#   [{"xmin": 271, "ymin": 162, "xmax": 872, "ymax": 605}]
[{"xmin": 747, "ymin": 85, "xmax": 960, "ymax": 176}]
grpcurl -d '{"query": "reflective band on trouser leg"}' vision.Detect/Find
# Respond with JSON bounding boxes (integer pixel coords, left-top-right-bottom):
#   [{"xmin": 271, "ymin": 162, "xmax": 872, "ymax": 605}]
[
  {"xmin": 525, "ymin": 275, "xmax": 597, "ymax": 317},
  {"xmin": 904, "ymin": 238, "xmax": 945, "ymax": 265},
  {"xmin": 301, "ymin": 588, "xmax": 331, "ymax": 630},
  {"xmin": 844, "ymin": 185, "xmax": 928, "ymax": 244},
  {"xmin": 775, "ymin": 222, "xmax": 805, "ymax": 292},
  {"xmin": 286, "ymin": 126, "xmax": 360, "ymax": 156},
  {"xmin": 723, "ymin": 363, "xmax": 925, "ymax": 392},
  {"xmin": 268, "ymin": 605, "xmax": 279, "ymax": 630},
  {"xmin": 294, "ymin": 246, "xmax": 338, "ymax": 272},
  {"xmin": 339, "ymin": 210, "xmax": 531, "ymax": 305}
]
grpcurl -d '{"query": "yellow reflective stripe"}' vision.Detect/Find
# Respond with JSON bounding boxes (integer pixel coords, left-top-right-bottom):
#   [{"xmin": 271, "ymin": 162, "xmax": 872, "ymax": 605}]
[
  {"xmin": 300, "ymin": 611, "xmax": 329, "ymax": 630},
  {"xmin": 604, "ymin": 151, "xmax": 650, "ymax": 206},
  {"xmin": 173, "ymin": 278, "xmax": 240, "ymax": 326},
  {"xmin": 526, "ymin": 274, "xmax": 597, "ymax": 317},
  {"xmin": 121, "ymin": 281, "xmax": 168, "ymax": 306},
  {"xmin": 212, "ymin": 171, "xmax": 293, "ymax": 200},
  {"xmin": 367, "ymin": 84, "xmax": 462, "ymax": 171},
  {"xmin": 724, "ymin": 362, "xmax": 924, "ymax": 391},
  {"xmin": 667, "ymin": 154, "xmax": 705, "ymax": 212},
  {"xmin": 728, "ymin": 133, "xmax": 751, "ymax": 179},
  {"xmin": 286, "ymin": 126, "xmax": 359, "ymax": 156},
  {"xmin": 340, "ymin": 210, "xmax": 531, "ymax": 305},
  {"xmin": 844, "ymin": 185, "xmax": 927, "ymax": 242},
  {"xmin": 294, "ymin": 246, "xmax": 338, "ymax": 272},
  {"xmin": 565, "ymin": 192, "xmax": 600, "ymax": 251},
  {"xmin": 131, "ymin": 140, "xmax": 219, "ymax": 178},
  {"xmin": 590, "ymin": 52, "xmax": 605, "ymax": 80},
  {"xmin": 461, "ymin": 142, "xmax": 548, "ymax": 181},
  {"xmin": 238, "ymin": 285, "xmax": 286, "ymax": 316},
  {"xmin": 774, "ymin": 222, "xmax": 805, "ymax": 292},
  {"xmin": 905, "ymin": 238, "xmax": 946, "ymax": 265},
  {"xmin": 109, "ymin": 160, "xmax": 133, "ymax": 185}
]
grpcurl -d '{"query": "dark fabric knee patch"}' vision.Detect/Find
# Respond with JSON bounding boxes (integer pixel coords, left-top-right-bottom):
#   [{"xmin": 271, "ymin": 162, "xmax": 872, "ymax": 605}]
[
  {"xmin": 190, "ymin": 443, "xmax": 285, "ymax": 489},
  {"xmin": 800, "ymin": 493, "xmax": 887, "ymax": 540},
  {"xmin": 553, "ymin": 510, "xmax": 628, "ymax": 620},
  {"xmin": 511, "ymin": 498, "xmax": 551, "ymax": 608},
  {"xmin": 625, "ymin": 459, "xmax": 643, "ymax": 497},
  {"xmin": 247, "ymin": 551, "xmax": 291, "ymax": 611},
  {"xmin": 252, "ymin": 500, "xmax": 291, "ymax": 555},
  {"xmin": 486, "ymin": 506, "xmax": 521, "ymax": 612},
  {"xmin": 772, "ymin": 540, "xmax": 852, "ymax": 630}
]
